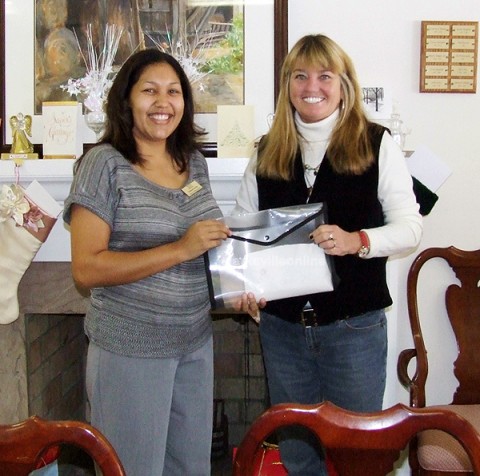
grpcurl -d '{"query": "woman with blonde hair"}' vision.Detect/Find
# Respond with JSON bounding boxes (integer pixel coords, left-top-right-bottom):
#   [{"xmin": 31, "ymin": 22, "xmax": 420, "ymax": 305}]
[
  {"xmin": 234, "ymin": 34, "xmax": 422, "ymax": 475},
  {"xmin": 258, "ymin": 34, "xmax": 377, "ymax": 179}
]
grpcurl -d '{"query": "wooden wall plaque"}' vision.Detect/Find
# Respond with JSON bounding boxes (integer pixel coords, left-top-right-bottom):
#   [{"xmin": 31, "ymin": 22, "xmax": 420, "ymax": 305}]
[{"xmin": 420, "ymin": 21, "xmax": 478, "ymax": 93}]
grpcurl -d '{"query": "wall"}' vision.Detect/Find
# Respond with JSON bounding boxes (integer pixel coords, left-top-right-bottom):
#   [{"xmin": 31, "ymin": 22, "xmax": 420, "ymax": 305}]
[{"xmin": 289, "ymin": 1, "xmax": 480, "ymax": 473}]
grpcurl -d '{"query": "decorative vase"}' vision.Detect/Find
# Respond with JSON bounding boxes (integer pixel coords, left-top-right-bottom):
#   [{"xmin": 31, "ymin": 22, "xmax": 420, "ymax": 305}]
[
  {"xmin": 85, "ymin": 109, "xmax": 106, "ymax": 142},
  {"xmin": 389, "ymin": 112, "xmax": 405, "ymax": 150}
]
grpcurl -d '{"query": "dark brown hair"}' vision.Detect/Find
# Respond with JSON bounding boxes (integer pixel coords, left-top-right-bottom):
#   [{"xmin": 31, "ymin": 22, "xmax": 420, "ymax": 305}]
[{"xmin": 76, "ymin": 48, "xmax": 205, "ymax": 173}]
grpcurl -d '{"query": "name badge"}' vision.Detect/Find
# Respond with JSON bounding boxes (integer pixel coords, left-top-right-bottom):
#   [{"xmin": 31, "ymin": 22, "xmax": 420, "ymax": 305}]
[{"xmin": 182, "ymin": 180, "xmax": 203, "ymax": 196}]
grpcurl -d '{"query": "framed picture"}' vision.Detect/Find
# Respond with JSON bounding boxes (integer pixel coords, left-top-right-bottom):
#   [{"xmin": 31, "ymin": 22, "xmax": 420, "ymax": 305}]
[
  {"xmin": 0, "ymin": 0, "xmax": 288, "ymax": 155},
  {"xmin": 361, "ymin": 86, "xmax": 393, "ymax": 122}
]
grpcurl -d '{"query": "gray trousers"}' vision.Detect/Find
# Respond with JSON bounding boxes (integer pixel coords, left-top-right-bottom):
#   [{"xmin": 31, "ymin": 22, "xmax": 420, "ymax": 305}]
[{"xmin": 86, "ymin": 336, "xmax": 214, "ymax": 476}]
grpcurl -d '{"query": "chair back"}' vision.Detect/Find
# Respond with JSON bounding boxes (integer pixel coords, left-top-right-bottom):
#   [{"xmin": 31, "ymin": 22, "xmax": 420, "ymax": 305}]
[
  {"xmin": 396, "ymin": 246, "xmax": 480, "ymax": 474},
  {"xmin": 398, "ymin": 246, "xmax": 480, "ymax": 408},
  {"xmin": 0, "ymin": 416, "xmax": 126, "ymax": 476},
  {"xmin": 233, "ymin": 401, "xmax": 480, "ymax": 476}
]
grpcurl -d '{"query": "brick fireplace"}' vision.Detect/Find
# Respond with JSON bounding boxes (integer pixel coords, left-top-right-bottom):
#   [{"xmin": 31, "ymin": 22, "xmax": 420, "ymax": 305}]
[
  {"xmin": 0, "ymin": 262, "xmax": 88, "ymax": 425},
  {"xmin": 25, "ymin": 311, "xmax": 86, "ymax": 422}
]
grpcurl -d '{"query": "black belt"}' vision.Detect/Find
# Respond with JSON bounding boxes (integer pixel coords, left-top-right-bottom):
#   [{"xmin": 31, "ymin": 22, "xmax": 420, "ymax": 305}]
[
  {"xmin": 300, "ymin": 308, "xmax": 324, "ymax": 328},
  {"xmin": 299, "ymin": 308, "xmax": 351, "ymax": 327}
]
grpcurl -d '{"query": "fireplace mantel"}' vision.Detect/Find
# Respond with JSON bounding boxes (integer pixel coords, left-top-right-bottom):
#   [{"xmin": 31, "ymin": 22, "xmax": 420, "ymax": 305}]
[{"xmin": 0, "ymin": 157, "xmax": 248, "ymax": 261}]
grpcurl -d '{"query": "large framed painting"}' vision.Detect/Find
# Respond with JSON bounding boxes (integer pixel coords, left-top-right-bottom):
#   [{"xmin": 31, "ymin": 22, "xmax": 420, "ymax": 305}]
[{"xmin": 0, "ymin": 0, "xmax": 288, "ymax": 156}]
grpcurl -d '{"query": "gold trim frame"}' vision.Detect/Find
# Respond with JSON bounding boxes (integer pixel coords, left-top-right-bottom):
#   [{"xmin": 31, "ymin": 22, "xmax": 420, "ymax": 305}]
[{"xmin": 0, "ymin": 0, "xmax": 288, "ymax": 155}]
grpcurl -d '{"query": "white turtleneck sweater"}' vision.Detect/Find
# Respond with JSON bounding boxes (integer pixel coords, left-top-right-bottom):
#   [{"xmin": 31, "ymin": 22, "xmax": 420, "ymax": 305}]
[{"xmin": 232, "ymin": 109, "xmax": 423, "ymax": 259}]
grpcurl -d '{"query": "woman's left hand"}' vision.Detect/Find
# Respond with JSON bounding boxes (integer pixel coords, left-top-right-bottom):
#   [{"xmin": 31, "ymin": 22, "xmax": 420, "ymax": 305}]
[
  {"xmin": 233, "ymin": 292, "xmax": 267, "ymax": 324},
  {"xmin": 310, "ymin": 224, "xmax": 362, "ymax": 256}
]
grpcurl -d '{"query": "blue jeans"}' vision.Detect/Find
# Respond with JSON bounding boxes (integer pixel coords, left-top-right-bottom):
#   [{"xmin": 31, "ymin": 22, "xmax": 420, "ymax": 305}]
[{"xmin": 259, "ymin": 309, "xmax": 387, "ymax": 476}]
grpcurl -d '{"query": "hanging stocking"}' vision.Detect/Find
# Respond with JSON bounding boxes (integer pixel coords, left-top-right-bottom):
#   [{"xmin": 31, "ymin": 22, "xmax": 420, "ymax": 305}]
[{"xmin": 0, "ymin": 179, "xmax": 62, "ymax": 324}]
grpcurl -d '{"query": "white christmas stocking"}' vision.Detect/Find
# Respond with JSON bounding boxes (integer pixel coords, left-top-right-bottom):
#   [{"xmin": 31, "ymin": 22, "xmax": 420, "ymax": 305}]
[{"xmin": 0, "ymin": 180, "xmax": 62, "ymax": 324}]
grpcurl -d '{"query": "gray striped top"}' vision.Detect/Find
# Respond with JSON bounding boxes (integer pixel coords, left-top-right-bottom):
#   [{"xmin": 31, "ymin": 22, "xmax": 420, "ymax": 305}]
[{"xmin": 63, "ymin": 144, "xmax": 222, "ymax": 358}]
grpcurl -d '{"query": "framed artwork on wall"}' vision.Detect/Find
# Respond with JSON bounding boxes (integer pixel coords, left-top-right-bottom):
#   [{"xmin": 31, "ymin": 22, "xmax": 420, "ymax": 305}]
[
  {"xmin": 0, "ymin": 0, "xmax": 288, "ymax": 156},
  {"xmin": 361, "ymin": 86, "xmax": 393, "ymax": 122}
]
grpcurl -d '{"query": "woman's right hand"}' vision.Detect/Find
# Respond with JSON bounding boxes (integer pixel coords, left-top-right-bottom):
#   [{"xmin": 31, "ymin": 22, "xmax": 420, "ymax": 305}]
[{"xmin": 179, "ymin": 220, "xmax": 231, "ymax": 261}]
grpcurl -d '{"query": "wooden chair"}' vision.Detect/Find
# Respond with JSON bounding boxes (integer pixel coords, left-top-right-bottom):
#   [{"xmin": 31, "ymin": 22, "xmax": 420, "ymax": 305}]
[
  {"xmin": 0, "ymin": 415, "xmax": 126, "ymax": 476},
  {"xmin": 397, "ymin": 246, "xmax": 480, "ymax": 475},
  {"xmin": 232, "ymin": 401, "xmax": 480, "ymax": 476}
]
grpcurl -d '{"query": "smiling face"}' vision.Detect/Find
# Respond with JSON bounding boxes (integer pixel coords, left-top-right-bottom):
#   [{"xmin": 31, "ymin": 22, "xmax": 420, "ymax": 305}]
[
  {"xmin": 289, "ymin": 62, "xmax": 343, "ymax": 123},
  {"xmin": 129, "ymin": 62, "xmax": 185, "ymax": 147}
]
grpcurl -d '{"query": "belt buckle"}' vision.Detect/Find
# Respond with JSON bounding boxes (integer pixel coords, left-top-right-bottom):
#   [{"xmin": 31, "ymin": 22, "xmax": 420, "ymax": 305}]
[{"xmin": 301, "ymin": 309, "xmax": 318, "ymax": 328}]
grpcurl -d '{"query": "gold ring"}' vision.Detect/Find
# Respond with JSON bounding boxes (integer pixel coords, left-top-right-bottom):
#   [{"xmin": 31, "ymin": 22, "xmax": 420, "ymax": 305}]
[{"xmin": 329, "ymin": 233, "xmax": 334, "ymax": 240}]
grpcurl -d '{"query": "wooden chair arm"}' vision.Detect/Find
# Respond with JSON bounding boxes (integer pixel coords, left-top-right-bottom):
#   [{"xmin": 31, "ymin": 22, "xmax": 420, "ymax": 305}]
[
  {"xmin": 397, "ymin": 348, "xmax": 417, "ymax": 389},
  {"xmin": 397, "ymin": 348, "xmax": 426, "ymax": 408}
]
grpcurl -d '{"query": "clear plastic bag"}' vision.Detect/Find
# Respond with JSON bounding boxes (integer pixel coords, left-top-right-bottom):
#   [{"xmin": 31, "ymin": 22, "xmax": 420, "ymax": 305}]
[{"xmin": 205, "ymin": 203, "xmax": 334, "ymax": 312}]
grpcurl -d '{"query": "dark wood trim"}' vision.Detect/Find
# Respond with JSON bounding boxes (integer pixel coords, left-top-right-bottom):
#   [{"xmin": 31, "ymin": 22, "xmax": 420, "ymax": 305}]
[
  {"xmin": 0, "ymin": 1, "xmax": 288, "ymax": 155},
  {"xmin": 274, "ymin": 0, "xmax": 289, "ymax": 104}
]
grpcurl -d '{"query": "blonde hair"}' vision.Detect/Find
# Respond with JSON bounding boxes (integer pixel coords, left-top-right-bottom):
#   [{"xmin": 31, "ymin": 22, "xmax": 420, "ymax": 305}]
[{"xmin": 257, "ymin": 34, "xmax": 374, "ymax": 179}]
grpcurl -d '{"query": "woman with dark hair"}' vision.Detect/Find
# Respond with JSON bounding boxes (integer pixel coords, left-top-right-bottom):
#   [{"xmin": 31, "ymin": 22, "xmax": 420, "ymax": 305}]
[
  {"xmin": 101, "ymin": 48, "xmax": 201, "ymax": 170},
  {"xmin": 63, "ymin": 49, "xmax": 236, "ymax": 475}
]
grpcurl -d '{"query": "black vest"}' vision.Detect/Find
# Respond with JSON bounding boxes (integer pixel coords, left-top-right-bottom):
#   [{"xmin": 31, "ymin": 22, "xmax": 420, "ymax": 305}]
[{"xmin": 256, "ymin": 123, "xmax": 392, "ymax": 324}]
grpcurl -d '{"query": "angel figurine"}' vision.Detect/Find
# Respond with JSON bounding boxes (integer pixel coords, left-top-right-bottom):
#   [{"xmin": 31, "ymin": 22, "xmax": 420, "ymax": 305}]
[{"xmin": 10, "ymin": 113, "xmax": 34, "ymax": 154}]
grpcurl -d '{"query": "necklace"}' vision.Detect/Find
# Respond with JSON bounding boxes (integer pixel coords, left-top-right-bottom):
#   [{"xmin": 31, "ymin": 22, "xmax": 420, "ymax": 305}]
[
  {"xmin": 304, "ymin": 163, "xmax": 321, "ymax": 175},
  {"xmin": 303, "ymin": 164, "xmax": 320, "ymax": 199}
]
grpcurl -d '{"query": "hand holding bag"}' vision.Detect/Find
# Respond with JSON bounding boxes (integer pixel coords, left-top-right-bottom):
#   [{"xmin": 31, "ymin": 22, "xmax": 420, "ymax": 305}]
[{"xmin": 205, "ymin": 203, "xmax": 334, "ymax": 312}]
